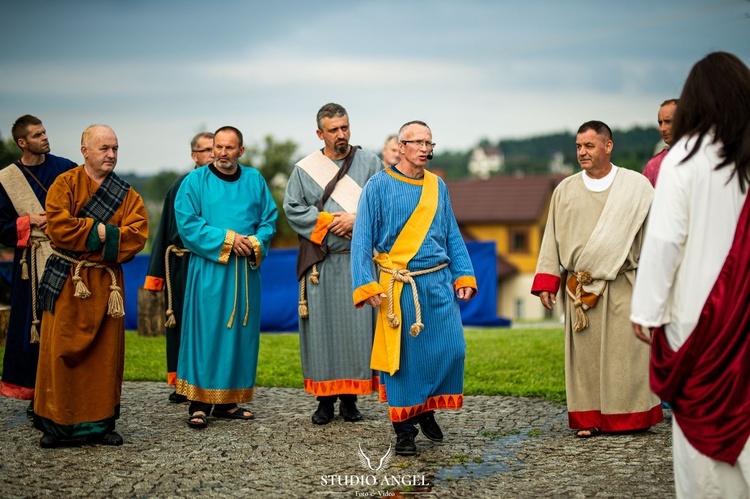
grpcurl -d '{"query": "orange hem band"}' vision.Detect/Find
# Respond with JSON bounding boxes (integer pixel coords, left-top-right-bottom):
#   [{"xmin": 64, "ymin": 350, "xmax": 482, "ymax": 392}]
[
  {"xmin": 454, "ymin": 275, "xmax": 477, "ymax": 292},
  {"xmin": 167, "ymin": 372, "xmax": 177, "ymax": 386},
  {"xmin": 388, "ymin": 394, "xmax": 464, "ymax": 422},
  {"xmin": 353, "ymin": 281, "xmax": 386, "ymax": 308},
  {"xmin": 310, "ymin": 212, "xmax": 334, "ymax": 245},
  {"xmin": 304, "ymin": 376, "xmax": 379, "ymax": 396},
  {"xmin": 143, "ymin": 275, "xmax": 164, "ymax": 292}
]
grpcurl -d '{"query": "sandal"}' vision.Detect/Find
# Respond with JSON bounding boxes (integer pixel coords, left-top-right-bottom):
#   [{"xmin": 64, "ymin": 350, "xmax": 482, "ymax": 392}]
[
  {"xmin": 576, "ymin": 427, "xmax": 602, "ymax": 438},
  {"xmin": 212, "ymin": 406, "xmax": 254, "ymax": 420},
  {"xmin": 187, "ymin": 411, "xmax": 208, "ymax": 428}
]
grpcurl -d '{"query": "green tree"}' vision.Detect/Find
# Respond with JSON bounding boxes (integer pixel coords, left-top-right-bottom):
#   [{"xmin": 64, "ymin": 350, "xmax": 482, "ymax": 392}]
[
  {"xmin": 0, "ymin": 135, "xmax": 19, "ymax": 169},
  {"xmin": 241, "ymin": 135, "xmax": 298, "ymax": 247},
  {"xmin": 144, "ymin": 170, "xmax": 180, "ymax": 202}
]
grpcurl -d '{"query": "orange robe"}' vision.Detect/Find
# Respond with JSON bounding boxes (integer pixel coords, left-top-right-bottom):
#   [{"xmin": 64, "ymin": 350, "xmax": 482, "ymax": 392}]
[{"xmin": 34, "ymin": 167, "xmax": 148, "ymax": 438}]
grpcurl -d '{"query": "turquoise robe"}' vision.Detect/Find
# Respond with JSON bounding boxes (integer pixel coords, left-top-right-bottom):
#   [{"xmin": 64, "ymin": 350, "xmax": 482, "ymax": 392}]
[
  {"xmin": 351, "ymin": 167, "xmax": 476, "ymax": 422},
  {"xmin": 174, "ymin": 165, "xmax": 277, "ymax": 404}
]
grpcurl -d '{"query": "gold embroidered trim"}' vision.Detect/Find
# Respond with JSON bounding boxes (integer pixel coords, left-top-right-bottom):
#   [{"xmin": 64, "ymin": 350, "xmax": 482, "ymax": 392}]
[
  {"xmin": 220, "ymin": 230, "xmax": 235, "ymax": 264},
  {"xmin": 175, "ymin": 379, "xmax": 255, "ymax": 404},
  {"xmin": 247, "ymin": 235, "xmax": 262, "ymax": 267}
]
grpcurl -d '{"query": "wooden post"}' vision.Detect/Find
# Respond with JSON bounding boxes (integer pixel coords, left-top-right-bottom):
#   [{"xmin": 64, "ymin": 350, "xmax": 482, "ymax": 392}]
[{"xmin": 137, "ymin": 287, "xmax": 166, "ymax": 337}]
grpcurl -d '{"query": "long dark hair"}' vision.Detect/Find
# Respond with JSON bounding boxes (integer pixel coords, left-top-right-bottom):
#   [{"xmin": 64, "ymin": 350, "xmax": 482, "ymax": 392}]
[{"xmin": 672, "ymin": 51, "xmax": 750, "ymax": 192}]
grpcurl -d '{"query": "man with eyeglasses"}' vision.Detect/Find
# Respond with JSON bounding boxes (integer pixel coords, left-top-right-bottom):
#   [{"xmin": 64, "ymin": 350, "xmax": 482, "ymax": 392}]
[
  {"xmin": 143, "ymin": 132, "xmax": 214, "ymax": 404},
  {"xmin": 284, "ymin": 103, "xmax": 382, "ymax": 426},
  {"xmin": 351, "ymin": 120, "xmax": 477, "ymax": 456}
]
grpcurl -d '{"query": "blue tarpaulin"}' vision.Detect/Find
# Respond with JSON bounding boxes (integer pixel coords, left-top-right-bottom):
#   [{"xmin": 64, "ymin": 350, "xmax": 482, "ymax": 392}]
[{"xmin": 1, "ymin": 240, "xmax": 510, "ymax": 332}]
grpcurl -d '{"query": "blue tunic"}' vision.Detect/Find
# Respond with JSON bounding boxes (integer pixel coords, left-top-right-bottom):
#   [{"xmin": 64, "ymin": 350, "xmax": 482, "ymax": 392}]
[
  {"xmin": 0, "ymin": 154, "xmax": 76, "ymax": 399},
  {"xmin": 174, "ymin": 164, "xmax": 277, "ymax": 404},
  {"xmin": 351, "ymin": 167, "xmax": 476, "ymax": 422}
]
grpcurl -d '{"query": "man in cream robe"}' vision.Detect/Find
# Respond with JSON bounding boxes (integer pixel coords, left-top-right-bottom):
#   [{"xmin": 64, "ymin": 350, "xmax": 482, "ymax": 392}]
[{"xmin": 532, "ymin": 121, "xmax": 662, "ymax": 437}]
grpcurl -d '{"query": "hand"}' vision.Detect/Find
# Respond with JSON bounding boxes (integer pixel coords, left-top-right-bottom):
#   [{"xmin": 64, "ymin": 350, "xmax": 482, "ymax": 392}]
[
  {"xmin": 97, "ymin": 223, "xmax": 106, "ymax": 242},
  {"xmin": 632, "ymin": 323, "xmax": 652, "ymax": 345},
  {"xmin": 232, "ymin": 234, "xmax": 255, "ymax": 257},
  {"xmin": 540, "ymin": 291, "xmax": 556, "ymax": 310},
  {"xmin": 365, "ymin": 293, "xmax": 387, "ymax": 308},
  {"xmin": 456, "ymin": 287, "xmax": 474, "ymax": 301},
  {"xmin": 29, "ymin": 212, "xmax": 47, "ymax": 230},
  {"xmin": 328, "ymin": 212, "xmax": 355, "ymax": 240}
]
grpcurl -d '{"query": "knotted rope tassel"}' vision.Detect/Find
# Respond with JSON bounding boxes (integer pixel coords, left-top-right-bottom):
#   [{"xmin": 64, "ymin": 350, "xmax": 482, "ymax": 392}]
[
  {"xmin": 298, "ymin": 277, "xmax": 309, "ymax": 319},
  {"xmin": 309, "ymin": 263, "xmax": 320, "ymax": 284},
  {"xmin": 20, "ymin": 248, "xmax": 29, "ymax": 281},
  {"xmin": 164, "ymin": 245, "xmax": 190, "ymax": 328},
  {"xmin": 53, "ymin": 250, "xmax": 125, "ymax": 319},
  {"xmin": 381, "ymin": 263, "xmax": 448, "ymax": 337},
  {"xmin": 572, "ymin": 271, "xmax": 593, "ymax": 332}
]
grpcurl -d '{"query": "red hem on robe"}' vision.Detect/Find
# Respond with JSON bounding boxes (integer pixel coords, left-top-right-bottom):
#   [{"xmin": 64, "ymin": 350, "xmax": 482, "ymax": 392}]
[
  {"xmin": 167, "ymin": 371, "xmax": 177, "ymax": 386},
  {"xmin": 568, "ymin": 404, "xmax": 663, "ymax": 432},
  {"xmin": 0, "ymin": 381, "xmax": 34, "ymax": 400}
]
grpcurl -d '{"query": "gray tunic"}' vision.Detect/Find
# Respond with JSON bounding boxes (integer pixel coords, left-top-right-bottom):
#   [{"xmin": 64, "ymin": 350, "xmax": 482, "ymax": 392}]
[{"xmin": 283, "ymin": 148, "xmax": 381, "ymax": 396}]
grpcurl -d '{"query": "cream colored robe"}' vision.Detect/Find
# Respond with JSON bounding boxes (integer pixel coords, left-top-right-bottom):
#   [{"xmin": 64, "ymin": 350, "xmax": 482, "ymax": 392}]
[{"xmin": 533, "ymin": 166, "xmax": 662, "ymax": 431}]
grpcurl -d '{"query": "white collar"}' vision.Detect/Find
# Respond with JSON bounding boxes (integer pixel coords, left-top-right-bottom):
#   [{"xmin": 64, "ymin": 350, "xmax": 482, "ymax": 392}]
[{"xmin": 582, "ymin": 164, "xmax": 618, "ymax": 192}]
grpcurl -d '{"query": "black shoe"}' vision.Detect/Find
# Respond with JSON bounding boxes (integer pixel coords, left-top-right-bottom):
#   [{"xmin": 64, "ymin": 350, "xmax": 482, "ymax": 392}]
[
  {"xmin": 40, "ymin": 434, "xmax": 60, "ymax": 449},
  {"xmin": 89, "ymin": 431, "xmax": 124, "ymax": 446},
  {"xmin": 395, "ymin": 432, "xmax": 418, "ymax": 456},
  {"xmin": 339, "ymin": 399, "xmax": 363, "ymax": 422},
  {"xmin": 311, "ymin": 401, "xmax": 335, "ymax": 425},
  {"xmin": 418, "ymin": 412, "xmax": 443, "ymax": 442},
  {"xmin": 169, "ymin": 391, "xmax": 188, "ymax": 404},
  {"xmin": 26, "ymin": 400, "xmax": 35, "ymax": 421}
]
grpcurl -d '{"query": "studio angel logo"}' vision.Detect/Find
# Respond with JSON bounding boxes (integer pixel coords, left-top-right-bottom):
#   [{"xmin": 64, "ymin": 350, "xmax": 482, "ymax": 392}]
[{"xmin": 358, "ymin": 443, "xmax": 393, "ymax": 471}]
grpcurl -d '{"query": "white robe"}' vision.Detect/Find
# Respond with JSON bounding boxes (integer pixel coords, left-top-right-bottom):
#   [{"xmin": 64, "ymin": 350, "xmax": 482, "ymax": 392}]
[{"xmin": 631, "ymin": 132, "xmax": 750, "ymax": 498}]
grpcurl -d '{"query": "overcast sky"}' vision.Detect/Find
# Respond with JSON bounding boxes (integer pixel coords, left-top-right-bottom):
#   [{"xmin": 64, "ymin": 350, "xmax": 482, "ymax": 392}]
[{"xmin": 1, "ymin": 0, "xmax": 748, "ymax": 175}]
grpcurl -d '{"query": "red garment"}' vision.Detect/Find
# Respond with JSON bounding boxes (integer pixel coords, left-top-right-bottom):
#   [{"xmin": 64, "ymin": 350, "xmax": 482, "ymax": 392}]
[
  {"xmin": 650, "ymin": 193, "xmax": 750, "ymax": 465},
  {"xmin": 642, "ymin": 149, "xmax": 668, "ymax": 187}
]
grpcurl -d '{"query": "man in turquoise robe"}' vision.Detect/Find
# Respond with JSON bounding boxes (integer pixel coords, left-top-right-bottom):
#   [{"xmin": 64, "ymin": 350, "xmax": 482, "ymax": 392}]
[{"xmin": 174, "ymin": 126, "xmax": 277, "ymax": 428}]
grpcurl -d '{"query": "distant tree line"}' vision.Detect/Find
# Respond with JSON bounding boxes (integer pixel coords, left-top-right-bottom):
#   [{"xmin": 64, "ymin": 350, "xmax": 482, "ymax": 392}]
[{"xmin": 429, "ymin": 125, "xmax": 661, "ymax": 178}]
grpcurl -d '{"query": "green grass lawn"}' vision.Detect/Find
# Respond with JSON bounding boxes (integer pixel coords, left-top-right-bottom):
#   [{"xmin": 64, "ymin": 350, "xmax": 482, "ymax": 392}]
[{"xmin": 1, "ymin": 327, "xmax": 566, "ymax": 404}]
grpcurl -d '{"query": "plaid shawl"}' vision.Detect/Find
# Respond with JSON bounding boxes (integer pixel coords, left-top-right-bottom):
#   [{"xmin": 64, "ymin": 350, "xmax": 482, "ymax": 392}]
[{"xmin": 38, "ymin": 172, "xmax": 130, "ymax": 312}]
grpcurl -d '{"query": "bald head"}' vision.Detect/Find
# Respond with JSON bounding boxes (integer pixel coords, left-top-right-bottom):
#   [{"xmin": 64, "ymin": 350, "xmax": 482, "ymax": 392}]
[{"xmin": 81, "ymin": 125, "xmax": 118, "ymax": 181}]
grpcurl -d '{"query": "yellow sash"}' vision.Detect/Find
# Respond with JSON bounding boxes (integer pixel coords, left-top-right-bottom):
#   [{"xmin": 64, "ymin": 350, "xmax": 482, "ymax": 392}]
[{"xmin": 371, "ymin": 170, "xmax": 439, "ymax": 375}]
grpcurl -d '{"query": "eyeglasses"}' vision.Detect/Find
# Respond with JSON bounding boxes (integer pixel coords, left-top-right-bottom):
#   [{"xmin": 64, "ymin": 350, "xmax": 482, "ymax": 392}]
[
  {"xmin": 192, "ymin": 148, "xmax": 213, "ymax": 153},
  {"xmin": 401, "ymin": 140, "xmax": 436, "ymax": 149}
]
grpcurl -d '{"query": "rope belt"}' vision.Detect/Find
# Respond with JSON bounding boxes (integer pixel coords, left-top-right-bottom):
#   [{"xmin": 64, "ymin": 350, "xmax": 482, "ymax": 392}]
[
  {"xmin": 51, "ymin": 249, "xmax": 125, "ymax": 319},
  {"xmin": 379, "ymin": 262, "xmax": 448, "ymax": 337},
  {"xmin": 571, "ymin": 267, "xmax": 634, "ymax": 333},
  {"xmin": 227, "ymin": 254, "xmax": 251, "ymax": 329},
  {"xmin": 298, "ymin": 250, "xmax": 351, "ymax": 319},
  {"xmin": 21, "ymin": 236, "xmax": 48, "ymax": 343},
  {"xmin": 163, "ymin": 244, "xmax": 191, "ymax": 328},
  {"xmin": 572, "ymin": 271, "xmax": 593, "ymax": 333}
]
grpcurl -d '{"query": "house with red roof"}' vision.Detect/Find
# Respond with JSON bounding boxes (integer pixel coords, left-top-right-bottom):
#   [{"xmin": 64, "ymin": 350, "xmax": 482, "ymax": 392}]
[{"xmin": 447, "ymin": 174, "xmax": 565, "ymax": 321}]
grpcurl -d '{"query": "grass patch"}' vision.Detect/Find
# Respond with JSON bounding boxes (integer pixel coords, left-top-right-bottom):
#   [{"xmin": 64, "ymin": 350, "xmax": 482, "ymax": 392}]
[{"xmin": 0, "ymin": 327, "xmax": 565, "ymax": 403}]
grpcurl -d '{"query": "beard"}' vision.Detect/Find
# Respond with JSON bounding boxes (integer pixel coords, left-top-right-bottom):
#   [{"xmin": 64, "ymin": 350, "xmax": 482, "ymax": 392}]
[{"xmin": 334, "ymin": 142, "xmax": 349, "ymax": 155}]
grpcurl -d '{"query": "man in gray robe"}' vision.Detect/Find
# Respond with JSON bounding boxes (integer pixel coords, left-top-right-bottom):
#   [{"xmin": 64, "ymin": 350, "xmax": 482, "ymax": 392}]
[{"xmin": 283, "ymin": 103, "xmax": 381, "ymax": 425}]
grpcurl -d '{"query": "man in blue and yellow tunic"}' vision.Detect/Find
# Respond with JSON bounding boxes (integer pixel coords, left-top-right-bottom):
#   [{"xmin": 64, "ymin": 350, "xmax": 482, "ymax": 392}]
[
  {"xmin": 351, "ymin": 120, "xmax": 477, "ymax": 456},
  {"xmin": 174, "ymin": 126, "xmax": 277, "ymax": 428}
]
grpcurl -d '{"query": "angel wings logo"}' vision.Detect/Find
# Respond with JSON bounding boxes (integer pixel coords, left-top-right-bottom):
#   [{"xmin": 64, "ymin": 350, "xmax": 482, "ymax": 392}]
[{"xmin": 358, "ymin": 443, "xmax": 393, "ymax": 472}]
